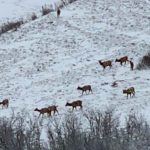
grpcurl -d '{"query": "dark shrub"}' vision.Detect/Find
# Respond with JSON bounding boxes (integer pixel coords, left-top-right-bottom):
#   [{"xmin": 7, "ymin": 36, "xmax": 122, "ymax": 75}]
[
  {"xmin": 0, "ymin": 110, "xmax": 150, "ymax": 150},
  {"xmin": 31, "ymin": 13, "xmax": 38, "ymax": 21},
  {"xmin": 47, "ymin": 111, "xmax": 150, "ymax": 150},
  {"xmin": 0, "ymin": 19, "xmax": 23, "ymax": 34},
  {"xmin": 41, "ymin": 6, "xmax": 51, "ymax": 16},
  {"xmin": 137, "ymin": 52, "xmax": 150, "ymax": 70},
  {"xmin": 0, "ymin": 112, "xmax": 44, "ymax": 150}
]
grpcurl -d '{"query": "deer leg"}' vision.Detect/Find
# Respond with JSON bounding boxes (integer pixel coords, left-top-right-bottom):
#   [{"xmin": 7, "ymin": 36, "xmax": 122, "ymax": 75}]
[
  {"xmin": 82, "ymin": 91, "xmax": 84, "ymax": 95},
  {"xmin": 90, "ymin": 89, "xmax": 93, "ymax": 94},
  {"xmin": 38, "ymin": 113, "xmax": 41, "ymax": 118},
  {"xmin": 110, "ymin": 65, "xmax": 112, "ymax": 68},
  {"xmin": 86, "ymin": 90, "xmax": 88, "ymax": 95},
  {"xmin": 132, "ymin": 92, "xmax": 135, "ymax": 97},
  {"xmin": 80, "ymin": 105, "xmax": 83, "ymax": 110},
  {"xmin": 48, "ymin": 112, "xmax": 51, "ymax": 117},
  {"xmin": 56, "ymin": 110, "xmax": 59, "ymax": 114},
  {"xmin": 53, "ymin": 110, "xmax": 55, "ymax": 115},
  {"xmin": 42, "ymin": 114, "xmax": 44, "ymax": 118}
]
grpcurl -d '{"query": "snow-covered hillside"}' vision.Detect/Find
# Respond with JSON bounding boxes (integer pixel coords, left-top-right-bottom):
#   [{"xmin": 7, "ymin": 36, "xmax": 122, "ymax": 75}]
[
  {"xmin": 0, "ymin": 0, "xmax": 60, "ymax": 23},
  {"xmin": 0, "ymin": 0, "xmax": 150, "ymax": 125}
]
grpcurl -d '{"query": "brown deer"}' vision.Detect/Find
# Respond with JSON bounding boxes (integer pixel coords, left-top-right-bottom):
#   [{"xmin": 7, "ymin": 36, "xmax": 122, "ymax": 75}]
[
  {"xmin": 115, "ymin": 56, "xmax": 128, "ymax": 65},
  {"xmin": 77, "ymin": 85, "xmax": 93, "ymax": 95},
  {"xmin": 123, "ymin": 87, "xmax": 135, "ymax": 99},
  {"xmin": 99, "ymin": 60, "xmax": 112, "ymax": 70},
  {"xmin": 129, "ymin": 60, "xmax": 134, "ymax": 70},
  {"xmin": 48, "ymin": 105, "xmax": 59, "ymax": 115},
  {"xmin": 65, "ymin": 100, "xmax": 82, "ymax": 110},
  {"xmin": 57, "ymin": 8, "xmax": 61, "ymax": 17},
  {"xmin": 0, "ymin": 99, "xmax": 9, "ymax": 108},
  {"xmin": 34, "ymin": 107, "xmax": 51, "ymax": 117}
]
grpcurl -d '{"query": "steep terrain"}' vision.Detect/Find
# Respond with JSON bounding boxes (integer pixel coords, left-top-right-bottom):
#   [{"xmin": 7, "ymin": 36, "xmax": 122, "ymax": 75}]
[{"xmin": 0, "ymin": 0, "xmax": 59, "ymax": 23}]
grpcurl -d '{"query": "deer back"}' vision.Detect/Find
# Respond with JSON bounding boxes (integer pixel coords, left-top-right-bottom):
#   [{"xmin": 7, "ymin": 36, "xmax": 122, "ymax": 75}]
[
  {"xmin": 79, "ymin": 85, "xmax": 91, "ymax": 91},
  {"xmin": 123, "ymin": 87, "xmax": 135, "ymax": 94},
  {"xmin": 48, "ymin": 105, "xmax": 58, "ymax": 111},
  {"xmin": 120, "ymin": 56, "xmax": 128, "ymax": 62},
  {"xmin": 72, "ymin": 100, "xmax": 82, "ymax": 106},
  {"xmin": 103, "ymin": 60, "xmax": 112, "ymax": 67}
]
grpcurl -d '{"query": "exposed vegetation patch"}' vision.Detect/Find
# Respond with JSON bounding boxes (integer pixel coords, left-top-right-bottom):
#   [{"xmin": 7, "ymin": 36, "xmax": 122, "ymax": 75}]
[
  {"xmin": 0, "ymin": 19, "xmax": 23, "ymax": 35},
  {"xmin": 0, "ymin": 110, "xmax": 150, "ymax": 150},
  {"xmin": 41, "ymin": 5, "xmax": 52, "ymax": 16},
  {"xmin": 137, "ymin": 52, "xmax": 150, "ymax": 70},
  {"xmin": 0, "ymin": 0, "xmax": 77, "ymax": 35},
  {"xmin": 31, "ymin": 13, "xmax": 38, "ymax": 21}
]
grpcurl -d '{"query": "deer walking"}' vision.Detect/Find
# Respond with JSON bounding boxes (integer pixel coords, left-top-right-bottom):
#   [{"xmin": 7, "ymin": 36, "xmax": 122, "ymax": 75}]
[
  {"xmin": 77, "ymin": 85, "xmax": 93, "ymax": 95},
  {"xmin": 34, "ymin": 107, "xmax": 51, "ymax": 117},
  {"xmin": 115, "ymin": 56, "xmax": 128, "ymax": 65},
  {"xmin": 48, "ymin": 105, "xmax": 59, "ymax": 115},
  {"xmin": 99, "ymin": 60, "xmax": 112, "ymax": 70},
  {"xmin": 123, "ymin": 87, "xmax": 135, "ymax": 99},
  {"xmin": 65, "ymin": 100, "xmax": 83, "ymax": 111}
]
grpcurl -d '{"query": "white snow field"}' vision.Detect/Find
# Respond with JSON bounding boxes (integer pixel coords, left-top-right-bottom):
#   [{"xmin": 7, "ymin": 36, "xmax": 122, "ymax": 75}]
[
  {"xmin": 0, "ymin": 0, "xmax": 150, "ymax": 128},
  {"xmin": 0, "ymin": 0, "xmax": 60, "ymax": 23}
]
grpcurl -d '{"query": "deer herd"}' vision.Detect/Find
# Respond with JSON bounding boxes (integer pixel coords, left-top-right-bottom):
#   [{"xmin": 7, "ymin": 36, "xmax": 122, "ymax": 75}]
[{"xmin": 0, "ymin": 56, "xmax": 135, "ymax": 118}]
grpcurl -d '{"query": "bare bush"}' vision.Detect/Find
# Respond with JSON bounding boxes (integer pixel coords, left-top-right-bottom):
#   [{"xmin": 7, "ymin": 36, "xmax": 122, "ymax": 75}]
[
  {"xmin": 0, "ymin": 19, "xmax": 23, "ymax": 34},
  {"xmin": 137, "ymin": 52, "xmax": 150, "ymax": 70},
  {"xmin": 47, "ymin": 111, "xmax": 150, "ymax": 150},
  {"xmin": 47, "ymin": 113, "xmax": 84, "ymax": 150},
  {"xmin": 41, "ymin": 6, "xmax": 51, "ymax": 16},
  {"xmin": 0, "ymin": 112, "xmax": 44, "ymax": 150},
  {"xmin": 68, "ymin": 0, "xmax": 77, "ymax": 3},
  {"xmin": 31, "ymin": 13, "xmax": 38, "ymax": 21},
  {"xmin": 0, "ymin": 110, "xmax": 150, "ymax": 150}
]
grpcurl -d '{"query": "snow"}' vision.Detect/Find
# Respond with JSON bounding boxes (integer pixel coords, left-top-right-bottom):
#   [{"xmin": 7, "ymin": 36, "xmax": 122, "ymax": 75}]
[
  {"xmin": 0, "ymin": 0, "xmax": 60, "ymax": 23},
  {"xmin": 0, "ymin": 0, "xmax": 150, "ymax": 139}
]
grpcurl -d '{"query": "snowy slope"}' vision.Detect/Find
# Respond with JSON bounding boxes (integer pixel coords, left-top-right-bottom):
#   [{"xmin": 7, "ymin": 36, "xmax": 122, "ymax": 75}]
[
  {"xmin": 0, "ymin": 0, "xmax": 150, "ymax": 126},
  {"xmin": 0, "ymin": 0, "xmax": 60, "ymax": 23}
]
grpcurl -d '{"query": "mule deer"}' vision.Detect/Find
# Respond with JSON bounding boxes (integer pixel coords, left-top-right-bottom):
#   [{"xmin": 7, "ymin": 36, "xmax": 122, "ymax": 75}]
[
  {"xmin": 0, "ymin": 99, "xmax": 9, "ymax": 108},
  {"xmin": 115, "ymin": 56, "xmax": 128, "ymax": 65},
  {"xmin": 123, "ymin": 87, "xmax": 135, "ymax": 99},
  {"xmin": 34, "ymin": 107, "xmax": 51, "ymax": 117},
  {"xmin": 77, "ymin": 85, "xmax": 93, "ymax": 95},
  {"xmin": 99, "ymin": 60, "xmax": 112, "ymax": 70},
  {"xmin": 129, "ymin": 60, "xmax": 134, "ymax": 70},
  {"xmin": 48, "ymin": 105, "xmax": 59, "ymax": 115},
  {"xmin": 65, "ymin": 100, "xmax": 82, "ymax": 110},
  {"xmin": 57, "ymin": 8, "xmax": 61, "ymax": 17}
]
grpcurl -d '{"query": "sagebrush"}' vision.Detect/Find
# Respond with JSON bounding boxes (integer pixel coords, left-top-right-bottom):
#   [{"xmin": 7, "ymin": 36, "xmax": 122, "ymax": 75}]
[{"xmin": 0, "ymin": 110, "xmax": 150, "ymax": 150}]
